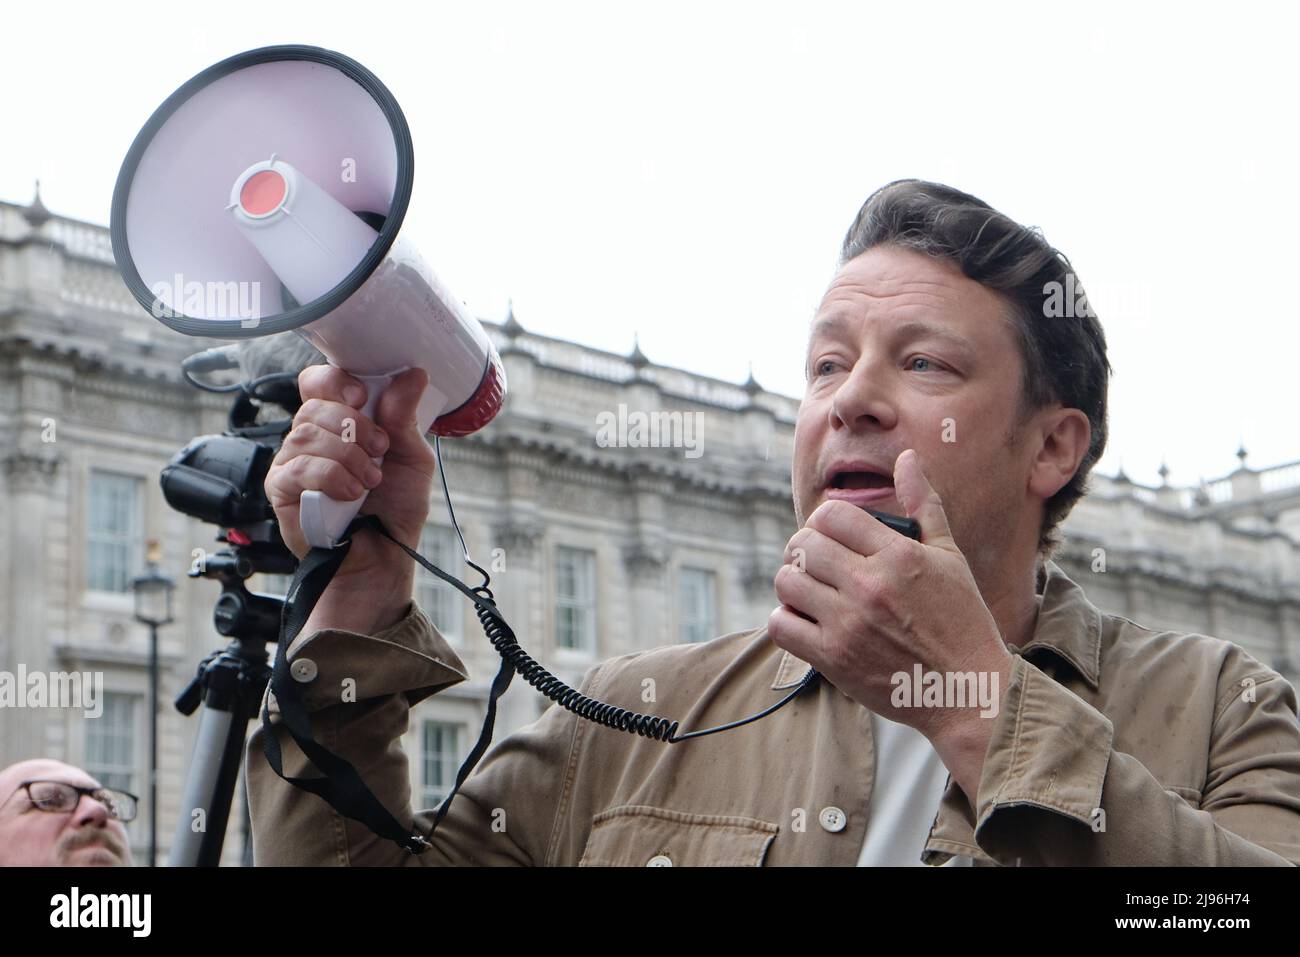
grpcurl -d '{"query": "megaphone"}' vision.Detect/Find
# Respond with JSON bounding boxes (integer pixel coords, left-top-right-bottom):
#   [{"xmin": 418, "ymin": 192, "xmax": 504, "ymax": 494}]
[{"xmin": 110, "ymin": 45, "xmax": 505, "ymax": 548}]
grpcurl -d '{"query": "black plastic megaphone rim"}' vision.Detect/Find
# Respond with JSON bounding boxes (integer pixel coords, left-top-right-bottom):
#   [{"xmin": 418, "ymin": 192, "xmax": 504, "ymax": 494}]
[{"xmin": 109, "ymin": 44, "xmax": 414, "ymax": 339}]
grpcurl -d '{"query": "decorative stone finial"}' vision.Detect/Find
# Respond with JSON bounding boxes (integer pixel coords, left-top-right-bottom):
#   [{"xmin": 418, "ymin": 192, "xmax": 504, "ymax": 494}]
[
  {"xmin": 23, "ymin": 180, "xmax": 52, "ymax": 228},
  {"xmin": 502, "ymin": 298, "xmax": 524, "ymax": 338},
  {"xmin": 628, "ymin": 333, "xmax": 649, "ymax": 370}
]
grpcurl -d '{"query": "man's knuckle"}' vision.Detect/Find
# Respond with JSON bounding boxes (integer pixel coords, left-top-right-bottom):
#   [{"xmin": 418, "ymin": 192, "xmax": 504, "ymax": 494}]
[
  {"xmin": 294, "ymin": 419, "xmax": 324, "ymax": 443},
  {"xmin": 294, "ymin": 398, "xmax": 325, "ymax": 424},
  {"xmin": 307, "ymin": 366, "xmax": 341, "ymax": 399},
  {"xmin": 894, "ymin": 541, "xmax": 923, "ymax": 573},
  {"xmin": 773, "ymin": 564, "xmax": 795, "ymax": 596},
  {"xmin": 813, "ymin": 499, "xmax": 850, "ymax": 530}
]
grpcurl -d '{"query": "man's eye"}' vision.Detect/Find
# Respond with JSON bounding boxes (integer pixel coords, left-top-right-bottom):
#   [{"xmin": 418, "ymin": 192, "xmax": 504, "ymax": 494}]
[
  {"xmin": 906, "ymin": 356, "xmax": 938, "ymax": 372},
  {"xmin": 813, "ymin": 359, "xmax": 840, "ymax": 377}
]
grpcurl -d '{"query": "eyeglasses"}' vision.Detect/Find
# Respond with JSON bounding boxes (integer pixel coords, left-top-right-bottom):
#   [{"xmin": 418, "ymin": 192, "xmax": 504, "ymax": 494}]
[{"xmin": 15, "ymin": 780, "xmax": 138, "ymax": 823}]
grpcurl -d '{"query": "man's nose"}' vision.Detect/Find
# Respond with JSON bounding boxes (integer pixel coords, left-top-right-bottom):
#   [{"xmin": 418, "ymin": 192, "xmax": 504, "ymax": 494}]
[
  {"xmin": 829, "ymin": 357, "xmax": 898, "ymax": 432},
  {"xmin": 71, "ymin": 792, "xmax": 112, "ymax": 827}
]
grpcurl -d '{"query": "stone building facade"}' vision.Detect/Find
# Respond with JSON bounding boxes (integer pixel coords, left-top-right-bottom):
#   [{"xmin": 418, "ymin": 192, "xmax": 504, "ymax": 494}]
[{"xmin": 2, "ymin": 190, "xmax": 1297, "ymax": 864}]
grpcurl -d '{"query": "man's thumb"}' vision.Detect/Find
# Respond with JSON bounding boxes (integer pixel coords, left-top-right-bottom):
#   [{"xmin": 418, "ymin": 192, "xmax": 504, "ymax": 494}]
[
  {"xmin": 373, "ymin": 367, "xmax": 431, "ymax": 459},
  {"xmin": 893, "ymin": 449, "xmax": 957, "ymax": 552}
]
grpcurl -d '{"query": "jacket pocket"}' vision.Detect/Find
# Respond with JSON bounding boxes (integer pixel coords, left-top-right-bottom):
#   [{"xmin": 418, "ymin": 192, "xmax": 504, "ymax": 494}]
[{"xmin": 579, "ymin": 804, "xmax": 778, "ymax": 867}]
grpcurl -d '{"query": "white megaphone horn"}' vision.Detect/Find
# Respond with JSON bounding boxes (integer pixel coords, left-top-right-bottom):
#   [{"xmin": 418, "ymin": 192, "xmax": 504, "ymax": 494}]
[{"xmin": 110, "ymin": 45, "xmax": 505, "ymax": 548}]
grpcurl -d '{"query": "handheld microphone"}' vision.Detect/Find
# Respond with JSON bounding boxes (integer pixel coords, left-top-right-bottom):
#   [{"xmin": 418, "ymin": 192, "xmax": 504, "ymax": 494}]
[{"xmin": 864, "ymin": 508, "xmax": 921, "ymax": 540}]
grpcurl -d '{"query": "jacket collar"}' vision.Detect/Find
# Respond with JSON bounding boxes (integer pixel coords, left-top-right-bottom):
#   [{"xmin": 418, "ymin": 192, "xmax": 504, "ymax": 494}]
[
  {"xmin": 1016, "ymin": 560, "xmax": 1104, "ymax": 690},
  {"xmin": 770, "ymin": 559, "xmax": 1104, "ymax": 692}
]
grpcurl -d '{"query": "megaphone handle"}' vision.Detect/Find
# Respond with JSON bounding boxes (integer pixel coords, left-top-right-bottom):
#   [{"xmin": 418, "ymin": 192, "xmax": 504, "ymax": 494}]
[{"xmin": 298, "ymin": 370, "xmax": 396, "ymax": 549}]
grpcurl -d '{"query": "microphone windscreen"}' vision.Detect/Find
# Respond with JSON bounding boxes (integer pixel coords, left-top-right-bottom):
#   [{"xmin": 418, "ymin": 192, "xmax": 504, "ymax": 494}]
[{"xmin": 237, "ymin": 332, "xmax": 326, "ymax": 382}]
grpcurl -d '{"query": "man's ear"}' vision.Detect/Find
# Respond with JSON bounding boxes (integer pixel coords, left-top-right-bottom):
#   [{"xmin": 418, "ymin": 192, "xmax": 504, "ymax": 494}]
[{"xmin": 1027, "ymin": 406, "xmax": 1092, "ymax": 501}]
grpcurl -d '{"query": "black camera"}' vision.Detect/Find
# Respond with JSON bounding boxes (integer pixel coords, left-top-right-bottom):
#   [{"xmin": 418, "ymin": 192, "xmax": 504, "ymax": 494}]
[{"xmin": 162, "ymin": 379, "xmax": 299, "ymax": 648}]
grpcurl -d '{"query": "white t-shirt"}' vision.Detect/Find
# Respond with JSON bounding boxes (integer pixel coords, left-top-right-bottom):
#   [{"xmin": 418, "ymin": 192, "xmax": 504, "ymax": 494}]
[{"xmin": 857, "ymin": 711, "xmax": 973, "ymax": 866}]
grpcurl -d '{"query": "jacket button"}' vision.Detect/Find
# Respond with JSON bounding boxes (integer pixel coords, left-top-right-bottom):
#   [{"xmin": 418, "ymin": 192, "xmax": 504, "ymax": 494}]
[
  {"xmin": 646, "ymin": 854, "xmax": 673, "ymax": 867},
  {"xmin": 819, "ymin": 806, "xmax": 847, "ymax": 832},
  {"xmin": 290, "ymin": 658, "xmax": 318, "ymax": 683}
]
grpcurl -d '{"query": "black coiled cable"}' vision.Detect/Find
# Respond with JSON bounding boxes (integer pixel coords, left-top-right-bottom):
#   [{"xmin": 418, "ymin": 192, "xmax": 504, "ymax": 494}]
[
  {"xmin": 362, "ymin": 511, "xmax": 817, "ymax": 744},
  {"xmin": 469, "ymin": 577, "xmax": 681, "ymax": 741}
]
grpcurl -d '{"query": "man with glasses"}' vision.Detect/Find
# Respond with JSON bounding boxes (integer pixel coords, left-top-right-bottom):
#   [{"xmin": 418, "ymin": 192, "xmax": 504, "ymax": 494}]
[{"xmin": 0, "ymin": 758, "xmax": 135, "ymax": 866}]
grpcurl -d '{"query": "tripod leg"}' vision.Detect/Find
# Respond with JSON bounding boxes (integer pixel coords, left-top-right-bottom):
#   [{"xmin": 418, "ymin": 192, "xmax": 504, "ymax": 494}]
[
  {"xmin": 169, "ymin": 704, "xmax": 235, "ymax": 866},
  {"xmin": 170, "ymin": 635, "xmax": 270, "ymax": 867}
]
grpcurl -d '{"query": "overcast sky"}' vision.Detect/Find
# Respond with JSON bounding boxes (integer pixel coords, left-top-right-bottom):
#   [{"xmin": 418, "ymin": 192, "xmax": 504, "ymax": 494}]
[{"xmin": 4, "ymin": 1, "xmax": 1296, "ymax": 488}]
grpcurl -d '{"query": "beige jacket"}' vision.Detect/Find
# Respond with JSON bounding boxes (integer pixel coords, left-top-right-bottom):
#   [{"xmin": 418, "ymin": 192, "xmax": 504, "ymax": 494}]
[{"xmin": 245, "ymin": 562, "xmax": 1300, "ymax": 865}]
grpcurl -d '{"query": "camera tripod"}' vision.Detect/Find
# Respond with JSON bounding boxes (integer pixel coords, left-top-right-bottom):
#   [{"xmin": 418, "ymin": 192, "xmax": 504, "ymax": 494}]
[{"xmin": 169, "ymin": 534, "xmax": 289, "ymax": 866}]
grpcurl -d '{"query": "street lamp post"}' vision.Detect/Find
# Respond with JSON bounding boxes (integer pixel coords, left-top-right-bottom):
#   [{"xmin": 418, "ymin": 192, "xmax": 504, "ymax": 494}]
[{"xmin": 131, "ymin": 540, "xmax": 174, "ymax": 868}]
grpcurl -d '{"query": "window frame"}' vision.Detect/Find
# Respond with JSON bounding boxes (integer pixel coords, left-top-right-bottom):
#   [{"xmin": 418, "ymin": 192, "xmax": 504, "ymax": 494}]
[
  {"xmin": 554, "ymin": 544, "xmax": 597, "ymax": 656},
  {"xmin": 419, "ymin": 719, "xmax": 467, "ymax": 809},
  {"xmin": 678, "ymin": 565, "xmax": 719, "ymax": 644},
  {"xmin": 415, "ymin": 523, "xmax": 466, "ymax": 645}
]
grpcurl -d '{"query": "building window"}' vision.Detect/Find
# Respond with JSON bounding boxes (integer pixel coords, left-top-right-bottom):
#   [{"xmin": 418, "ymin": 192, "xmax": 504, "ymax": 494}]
[
  {"xmin": 85, "ymin": 692, "xmax": 138, "ymax": 796},
  {"xmin": 555, "ymin": 546, "xmax": 596, "ymax": 653},
  {"xmin": 416, "ymin": 525, "xmax": 464, "ymax": 642},
  {"xmin": 421, "ymin": 720, "xmax": 465, "ymax": 808},
  {"xmin": 679, "ymin": 566, "xmax": 718, "ymax": 643},
  {"xmin": 86, "ymin": 471, "xmax": 144, "ymax": 593}
]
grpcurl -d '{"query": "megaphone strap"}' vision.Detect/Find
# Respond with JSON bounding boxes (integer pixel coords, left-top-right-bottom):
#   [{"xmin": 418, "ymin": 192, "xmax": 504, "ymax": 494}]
[{"xmin": 260, "ymin": 519, "xmax": 432, "ymax": 855}]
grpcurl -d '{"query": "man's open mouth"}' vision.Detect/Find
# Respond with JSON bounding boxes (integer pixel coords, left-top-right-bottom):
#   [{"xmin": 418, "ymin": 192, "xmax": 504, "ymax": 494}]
[
  {"xmin": 827, "ymin": 470, "xmax": 892, "ymax": 490},
  {"xmin": 822, "ymin": 462, "xmax": 897, "ymax": 505}
]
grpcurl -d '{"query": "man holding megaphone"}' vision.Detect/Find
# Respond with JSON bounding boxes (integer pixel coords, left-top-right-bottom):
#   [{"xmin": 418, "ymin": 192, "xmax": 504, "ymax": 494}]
[
  {"xmin": 247, "ymin": 183, "xmax": 1300, "ymax": 868},
  {"xmin": 113, "ymin": 47, "xmax": 1300, "ymax": 866}
]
